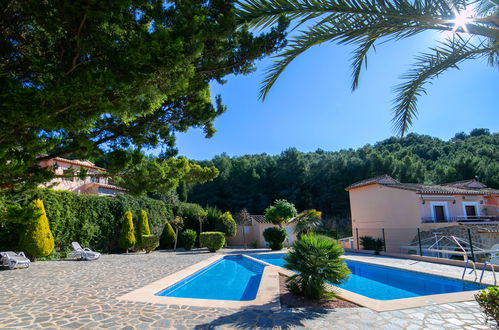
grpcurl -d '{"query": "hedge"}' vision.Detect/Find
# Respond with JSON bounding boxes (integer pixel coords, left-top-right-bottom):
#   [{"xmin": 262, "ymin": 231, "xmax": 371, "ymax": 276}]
[{"xmin": 0, "ymin": 189, "xmax": 173, "ymax": 253}]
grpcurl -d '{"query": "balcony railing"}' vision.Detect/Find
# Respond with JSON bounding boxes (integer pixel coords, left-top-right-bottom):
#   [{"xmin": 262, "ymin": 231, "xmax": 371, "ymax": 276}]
[{"xmin": 421, "ymin": 216, "xmax": 498, "ymax": 223}]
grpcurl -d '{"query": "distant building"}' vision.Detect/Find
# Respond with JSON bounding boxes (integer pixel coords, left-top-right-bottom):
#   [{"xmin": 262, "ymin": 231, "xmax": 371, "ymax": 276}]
[
  {"xmin": 38, "ymin": 157, "xmax": 126, "ymax": 196},
  {"xmin": 227, "ymin": 215, "xmax": 297, "ymax": 248},
  {"xmin": 345, "ymin": 175, "xmax": 499, "ymax": 252}
]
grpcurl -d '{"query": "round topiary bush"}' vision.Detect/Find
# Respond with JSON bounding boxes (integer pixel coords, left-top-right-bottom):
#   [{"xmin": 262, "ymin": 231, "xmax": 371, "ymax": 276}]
[
  {"xmin": 263, "ymin": 227, "xmax": 287, "ymax": 250},
  {"xmin": 180, "ymin": 229, "xmax": 197, "ymax": 251},
  {"xmin": 141, "ymin": 235, "xmax": 160, "ymax": 253},
  {"xmin": 199, "ymin": 232, "xmax": 225, "ymax": 252},
  {"xmin": 159, "ymin": 221, "xmax": 176, "ymax": 249}
]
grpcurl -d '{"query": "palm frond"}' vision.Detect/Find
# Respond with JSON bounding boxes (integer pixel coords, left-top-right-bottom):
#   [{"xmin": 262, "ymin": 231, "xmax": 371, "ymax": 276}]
[
  {"xmin": 351, "ymin": 36, "xmax": 376, "ymax": 90},
  {"xmin": 392, "ymin": 37, "xmax": 493, "ymax": 136}
]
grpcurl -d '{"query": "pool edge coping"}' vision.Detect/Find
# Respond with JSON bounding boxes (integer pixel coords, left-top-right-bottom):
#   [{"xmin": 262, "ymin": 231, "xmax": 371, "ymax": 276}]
[{"xmin": 116, "ymin": 254, "xmax": 281, "ymax": 310}]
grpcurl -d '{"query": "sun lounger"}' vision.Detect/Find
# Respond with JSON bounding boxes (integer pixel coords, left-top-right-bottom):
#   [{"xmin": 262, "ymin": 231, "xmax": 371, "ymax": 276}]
[
  {"xmin": 68, "ymin": 242, "xmax": 101, "ymax": 261},
  {"xmin": 0, "ymin": 251, "xmax": 31, "ymax": 269}
]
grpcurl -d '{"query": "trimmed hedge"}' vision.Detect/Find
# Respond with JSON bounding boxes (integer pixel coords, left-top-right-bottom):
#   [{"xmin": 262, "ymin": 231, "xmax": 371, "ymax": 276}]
[
  {"xmin": 179, "ymin": 229, "xmax": 197, "ymax": 251},
  {"xmin": 142, "ymin": 235, "xmax": 160, "ymax": 253},
  {"xmin": 0, "ymin": 189, "xmax": 173, "ymax": 253},
  {"xmin": 263, "ymin": 227, "xmax": 287, "ymax": 250},
  {"xmin": 200, "ymin": 232, "xmax": 225, "ymax": 252}
]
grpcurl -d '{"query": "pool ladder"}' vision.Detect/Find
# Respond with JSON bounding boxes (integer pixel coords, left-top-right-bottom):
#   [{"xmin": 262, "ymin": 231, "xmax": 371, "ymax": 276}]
[{"xmin": 462, "ymin": 259, "xmax": 497, "ymax": 286}]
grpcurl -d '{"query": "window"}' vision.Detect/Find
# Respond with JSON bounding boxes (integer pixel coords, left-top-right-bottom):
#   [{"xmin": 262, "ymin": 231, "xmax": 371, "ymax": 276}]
[{"xmin": 90, "ymin": 177, "xmax": 98, "ymax": 183}]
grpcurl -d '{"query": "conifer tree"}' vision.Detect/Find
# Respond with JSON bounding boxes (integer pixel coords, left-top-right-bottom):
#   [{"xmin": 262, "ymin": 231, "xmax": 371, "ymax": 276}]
[
  {"xmin": 119, "ymin": 210, "xmax": 136, "ymax": 253},
  {"xmin": 136, "ymin": 210, "xmax": 151, "ymax": 249},
  {"xmin": 159, "ymin": 221, "xmax": 176, "ymax": 249},
  {"xmin": 19, "ymin": 199, "xmax": 54, "ymax": 260}
]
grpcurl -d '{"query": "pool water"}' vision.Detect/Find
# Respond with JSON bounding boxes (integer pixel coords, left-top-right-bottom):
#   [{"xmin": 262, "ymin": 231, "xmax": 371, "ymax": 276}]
[
  {"xmin": 156, "ymin": 256, "xmax": 265, "ymax": 301},
  {"xmin": 252, "ymin": 254, "xmax": 486, "ymax": 300}
]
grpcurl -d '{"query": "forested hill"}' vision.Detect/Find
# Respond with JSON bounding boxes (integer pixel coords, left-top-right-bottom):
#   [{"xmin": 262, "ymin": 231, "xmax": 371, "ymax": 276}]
[{"xmin": 188, "ymin": 129, "xmax": 498, "ymax": 217}]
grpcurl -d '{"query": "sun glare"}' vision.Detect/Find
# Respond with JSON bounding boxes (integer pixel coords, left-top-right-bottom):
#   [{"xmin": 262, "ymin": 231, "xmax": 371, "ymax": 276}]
[{"xmin": 452, "ymin": 8, "xmax": 474, "ymax": 32}]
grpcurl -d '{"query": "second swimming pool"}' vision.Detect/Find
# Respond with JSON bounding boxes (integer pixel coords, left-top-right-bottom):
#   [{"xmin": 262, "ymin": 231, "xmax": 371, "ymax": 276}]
[{"xmin": 252, "ymin": 253, "xmax": 486, "ymax": 300}]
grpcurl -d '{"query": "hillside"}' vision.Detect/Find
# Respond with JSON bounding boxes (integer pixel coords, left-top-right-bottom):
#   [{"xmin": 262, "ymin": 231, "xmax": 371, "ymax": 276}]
[{"xmin": 188, "ymin": 129, "xmax": 498, "ymax": 217}]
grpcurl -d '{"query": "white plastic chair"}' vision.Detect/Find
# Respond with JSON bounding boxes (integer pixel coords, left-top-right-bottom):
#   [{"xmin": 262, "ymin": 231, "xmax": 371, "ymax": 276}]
[
  {"xmin": 0, "ymin": 251, "xmax": 31, "ymax": 269},
  {"xmin": 68, "ymin": 242, "xmax": 101, "ymax": 261}
]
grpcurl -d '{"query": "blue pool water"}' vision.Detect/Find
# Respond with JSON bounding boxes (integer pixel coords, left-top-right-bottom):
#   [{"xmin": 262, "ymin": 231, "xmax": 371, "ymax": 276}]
[
  {"xmin": 156, "ymin": 256, "xmax": 265, "ymax": 301},
  {"xmin": 252, "ymin": 254, "xmax": 486, "ymax": 300}
]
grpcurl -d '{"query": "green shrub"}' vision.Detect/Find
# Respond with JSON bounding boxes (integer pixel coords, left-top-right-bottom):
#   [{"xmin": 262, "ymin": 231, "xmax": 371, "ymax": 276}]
[
  {"xmin": 141, "ymin": 235, "xmax": 160, "ymax": 253},
  {"xmin": 0, "ymin": 188, "xmax": 173, "ymax": 253},
  {"xmin": 475, "ymin": 287, "xmax": 499, "ymax": 326},
  {"xmin": 119, "ymin": 210, "xmax": 136, "ymax": 252},
  {"xmin": 252, "ymin": 239, "xmax": 259, "ymax": 248},
  {"xmin": 360, "ymin": 236, "xmax": 384, "ymax": 253},
  {"xmin": 19, "ymin": 199, "xmax": 55, "ymax": 259},
  {"xmin": 180, "ymin": 229, "xmax": 197, "ymax": 251},
  {"xmin": 200, "ymin": 232, "xmax": 225, "ymax": 252},
  {"xmin": 284, "ymin": 234, "xmax": 350, "ymax": 300},
  {"xmin": 176, "ymin": 203, "xmax": 205, "ymax": 232},
  {"xmin": 264, "ymin": 199, "xmax": 297, "ymax": 226},
  {"xmin": 215, "ymin": 211, "xmax": 237, "ymax": 237},
  {"xmin": 159, "ymin": 221, "xmax": 176, "ymax": 249},
  {"xmin": 263, "ymin": 227, "xmax": 287, "ymax": 250},
  {"xmin": 136, "ymin": 210, "xmax": 151, "ymax": 249}
]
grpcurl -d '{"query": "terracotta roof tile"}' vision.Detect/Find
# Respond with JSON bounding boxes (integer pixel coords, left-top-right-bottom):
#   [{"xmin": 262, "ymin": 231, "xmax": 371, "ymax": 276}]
[{"xmin": 346, "ymin": 175, "xmax": 499, "ymax": 195}]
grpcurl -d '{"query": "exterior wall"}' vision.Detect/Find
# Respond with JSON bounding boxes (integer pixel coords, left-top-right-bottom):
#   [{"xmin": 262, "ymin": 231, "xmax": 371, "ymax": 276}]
[
  {"xmin": 484, "ymin": 195, "xmax": 499, "ymax": 217},
  {"xmin": 38, "ymin": 159, "xmax": 120, "ymax": 195},
  {"xmin": 226, "ymin": 220, "xmax": 297, "ymax": 248},
  {"xmin": 349, "ymin": 184, "xmax": 421, "ymax": 253},
  {"xmin": 419, "ymin": 195, "xmax": 486, "ymax": 220}
]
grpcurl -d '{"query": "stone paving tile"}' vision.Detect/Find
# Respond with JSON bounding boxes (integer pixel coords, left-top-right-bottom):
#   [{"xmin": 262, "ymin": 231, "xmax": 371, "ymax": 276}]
[{"xmin": 0, "ymin": 250, "xmax": 496, "ymax": 329}]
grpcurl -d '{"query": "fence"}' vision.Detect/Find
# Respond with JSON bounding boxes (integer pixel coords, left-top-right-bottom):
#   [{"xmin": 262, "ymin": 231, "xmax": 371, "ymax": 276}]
[{"xmin": 352, "ymin": 226, "xmax": 494, "ymax": 262}]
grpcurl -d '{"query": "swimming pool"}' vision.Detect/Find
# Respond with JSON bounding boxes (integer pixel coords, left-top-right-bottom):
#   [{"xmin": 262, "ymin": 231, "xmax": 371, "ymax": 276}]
[
  {"xmin": 252, "ymin": 254, "xmax": 486, "ymax": 300},
  {"xmin": 156, "ymin": 255, "xmax": 265, "ymax": 301}
]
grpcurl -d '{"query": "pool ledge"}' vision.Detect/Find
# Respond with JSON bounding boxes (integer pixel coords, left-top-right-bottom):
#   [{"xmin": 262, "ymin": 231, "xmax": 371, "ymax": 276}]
[{"xmin": 117, "ymin": 254, "xmax": 281, "ymax": 310}]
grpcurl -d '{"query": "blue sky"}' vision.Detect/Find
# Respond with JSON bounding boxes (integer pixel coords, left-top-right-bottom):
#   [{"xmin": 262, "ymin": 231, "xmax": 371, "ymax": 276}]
[{"xmin": 175, "ymin": 31, "xmax": 498, "ymax": 161}]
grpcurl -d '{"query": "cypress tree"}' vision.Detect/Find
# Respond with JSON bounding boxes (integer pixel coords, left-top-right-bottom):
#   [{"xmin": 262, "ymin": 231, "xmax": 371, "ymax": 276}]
[
  {"xmin": 119, "ymin": 210, "xmax": 136, "ymax": 253},
  {"xmin": 136, "ymin": 210, "xmax": 151, "ymax": 249},
  {"xmin": 159, "ymin": 222, "xmax": 176, "ymax": 249},
  {"xmin": 19, "ymin": 199, "xmax": 54, "ymax": 260}
]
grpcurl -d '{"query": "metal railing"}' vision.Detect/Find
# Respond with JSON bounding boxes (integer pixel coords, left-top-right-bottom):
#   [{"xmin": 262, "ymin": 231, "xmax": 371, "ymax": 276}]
[{"xmin": 421, "ymin": 216, "xmax": 497, "ymax": 223}]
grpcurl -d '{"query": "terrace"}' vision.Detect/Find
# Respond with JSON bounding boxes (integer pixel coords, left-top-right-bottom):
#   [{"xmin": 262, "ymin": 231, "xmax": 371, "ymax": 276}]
[{"xmin": 0, "ymin": 250, "xmax": 495, "ymax": 329}]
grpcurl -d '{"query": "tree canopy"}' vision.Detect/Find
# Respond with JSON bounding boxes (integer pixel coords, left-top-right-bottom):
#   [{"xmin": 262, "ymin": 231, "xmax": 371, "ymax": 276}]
[
  {"xmin": 0, "ymin": 0, "xmax": 287, "ymax": 188},
  {"xmin": 188, "ymin": 129, "xmax": 498, "ymax": 216},
  {"xmin": 236, "ymin": 0, "xmax": 498, "ymax": 135}
]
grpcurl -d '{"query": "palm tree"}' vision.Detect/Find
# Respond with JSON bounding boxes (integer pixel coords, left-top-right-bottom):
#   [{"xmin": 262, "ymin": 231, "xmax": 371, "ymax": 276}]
[
  {"xmin": 292, "ymin": 209, "xmax": 322, "ymax": 237},
  {"xmin": 236, "ymin": 0, "xmax": 498, "ymax": 136}
]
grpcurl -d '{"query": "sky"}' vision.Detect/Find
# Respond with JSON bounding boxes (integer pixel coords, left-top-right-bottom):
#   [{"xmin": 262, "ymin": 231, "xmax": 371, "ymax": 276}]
[{"xmin": 174, "ymin": 31, "xmax": 498, "ymax": 161}]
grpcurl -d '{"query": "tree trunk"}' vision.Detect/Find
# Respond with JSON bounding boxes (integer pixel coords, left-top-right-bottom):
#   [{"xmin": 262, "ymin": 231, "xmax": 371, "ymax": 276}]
[
  {"xmin": 242, "ymin": 225, "xmax": 247, "ymax": 249},
  {"xmin": 174, "ymin": 228, "xmax": 179, "ymax": 251}
]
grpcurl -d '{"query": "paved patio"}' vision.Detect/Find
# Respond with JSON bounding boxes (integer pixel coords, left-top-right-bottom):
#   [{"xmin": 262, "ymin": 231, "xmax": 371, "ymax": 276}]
[{"xmin": 0, "ymin": 249, "xmax": 496, "ymax": 329}]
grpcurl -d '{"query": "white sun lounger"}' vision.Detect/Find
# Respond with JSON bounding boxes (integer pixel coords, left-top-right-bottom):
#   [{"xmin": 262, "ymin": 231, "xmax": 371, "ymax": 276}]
[
  {"xmin": 68, "ymin": 242, "xmax": 101, "ymax": 261},
  {"xmin": 0, "ymin": 251, "xmax": 31, "ymax": 270}
]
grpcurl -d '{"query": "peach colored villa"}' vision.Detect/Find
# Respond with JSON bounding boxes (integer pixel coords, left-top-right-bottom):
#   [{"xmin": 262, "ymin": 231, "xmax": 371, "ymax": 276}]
[
  {"xmin": 226, "ymin": 215, "xmax": 297, "ymax": 248},
  {"xmin": 345, "ymin": 175, "xmax": 499, "ymax": 253},
  {"xmin": 38, "ymin": 157, "xmax": 126, "ymax": 196}
]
